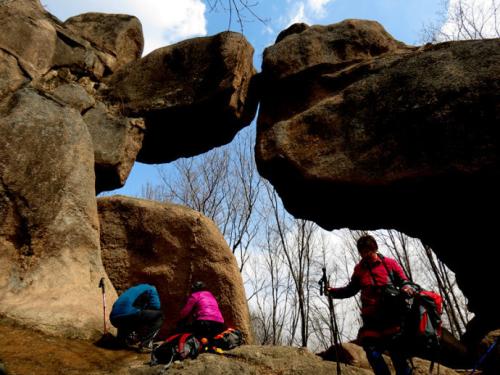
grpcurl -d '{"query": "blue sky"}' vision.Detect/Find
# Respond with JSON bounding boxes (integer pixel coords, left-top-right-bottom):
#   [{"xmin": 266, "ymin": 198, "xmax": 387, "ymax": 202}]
[{"xmin": 43, "ymin": 0, "xmax": 446, "ymax": 197}]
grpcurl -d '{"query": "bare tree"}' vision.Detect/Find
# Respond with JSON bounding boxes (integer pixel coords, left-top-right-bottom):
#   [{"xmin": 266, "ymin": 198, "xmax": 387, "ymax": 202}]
[
  {"xmin": 245, "ymin": 223, "xmax": 293, "ymax": 345},
  {"xmin": 422, "ymin": 0, "xmax": 500, "ymax": 42},
  {"xmin": 419, "ymin": 244, "xmax": 471, "ymax": 337},
  {"xmin": 142, "ymin": 127, "xmax": 261, "ymax": 271},
  {"xmin": 205, "ymin": 0, "xmax": 268, "ymax": 32},
  {"xmin": 263, "ymin": 181, "xmax": 320, "ymax": 347},
  {"xmin": 374, "ymin": 230, "xmax": 416, "ymax": 281}
]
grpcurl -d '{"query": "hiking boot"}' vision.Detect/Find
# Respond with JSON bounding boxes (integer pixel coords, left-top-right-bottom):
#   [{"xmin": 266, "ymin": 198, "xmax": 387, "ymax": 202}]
[{"xmin": 125, "ymin": 331, "xmax": 139, "ymax": 346}]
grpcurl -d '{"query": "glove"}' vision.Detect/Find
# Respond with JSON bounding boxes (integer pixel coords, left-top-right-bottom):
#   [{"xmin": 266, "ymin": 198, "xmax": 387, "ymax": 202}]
[{"xmin": 401, "ymin": 285, "xmax": 416, "ymax": 297}]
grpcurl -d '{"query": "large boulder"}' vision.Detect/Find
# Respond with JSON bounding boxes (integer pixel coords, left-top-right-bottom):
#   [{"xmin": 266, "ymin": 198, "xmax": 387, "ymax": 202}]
[
  {"xmin": 103, "ymin": 31, "xmax": 258, "ymax": 163},
  {"xmin": 82, "ymin": 102, "xmax": 145, "ymax": 193},
  {"xmin": 256, "ymin": 19, "xmax": 500, "ymax": 328},
  {"xmin": 0, "ymin": 0, "xmax": 147, "ymax": 194},
  {"xmin": 0, "ymin": 50, "xmax": 28, "ymax": 101},
  {"xmin": 97, "ymin": 196, "xmax": 253, "ymax": 343},
  {"xmin": 0, "ymin": 0, "xmax": 113, "ymax": 80},
  {"xmin": 0, "ymin": 88, "xmax": 116, "ymax": 338},
  {"xmin": 64, "ymin": 12, "xmax": 144, "ymax": 73},
  {"xmin": 1, "ymin": 0, "xmax": 258, "ymax": 340},
  {"xmin": 0, "ymin": 0, "xmax": 142, "ymax": 337}
]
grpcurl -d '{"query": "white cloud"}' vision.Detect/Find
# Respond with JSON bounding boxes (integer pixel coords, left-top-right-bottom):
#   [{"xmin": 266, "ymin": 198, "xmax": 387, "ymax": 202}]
[
  {"xmin": 441, "ymin": 0, "xmax": 499, "ymax": 39},
  {"xmin": 307, "ymin": 0, "xmax": 335, "ymax": 17},
  {"xmin": 281, "ymin": 0, "xmax": 336, "ymax": 28},
  {"xmin": 284, "ymin": 2, "xmax": 311, "ymax": 26},
  {"xmin": 43, "ymin": 0, "xmax": 207, "ymax": 54}
]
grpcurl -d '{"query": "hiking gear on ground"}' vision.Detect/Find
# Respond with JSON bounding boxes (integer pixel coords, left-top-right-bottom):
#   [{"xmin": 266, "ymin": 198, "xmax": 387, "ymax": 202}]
[
  {"xmin": 138, "ymin": 339, "xmax": 154, "ymax": 353},
  {"xmin": 212, "ymin": 328, "xmax": 243, "ymax": 350},
  {"xmin": 321, "ymin": 267, "xmax": 342, "ymax": 375},
  {"xmin": 179, "ymin": 290, "xmax": 224, "ymax": 323},
  {"xmin": 150, "ymin": 333, "xmax": 201, "ymax": 366},
  {"xmin": 98, "ymin": 277, "xmax": 107, "ymax": 334},
  {"xmin": 110, "ymin": 284, "xmax": 161, "ymax": 319}
]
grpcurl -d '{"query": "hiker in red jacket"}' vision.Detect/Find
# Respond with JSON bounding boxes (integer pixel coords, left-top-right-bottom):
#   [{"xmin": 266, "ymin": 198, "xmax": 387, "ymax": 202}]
[
  {"xmin": 179, "ymin": 281, "xmax": 225, "ymax": 339},
  {"xmin": 329, "ymin": 234, "xmax": 415, "ymax": 375}
]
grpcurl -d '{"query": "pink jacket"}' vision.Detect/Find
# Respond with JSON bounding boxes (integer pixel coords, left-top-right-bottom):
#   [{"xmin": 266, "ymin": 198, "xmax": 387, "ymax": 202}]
[{"xmin": 179, "ymin": 291, "xmax": 224, "ymax": 323}]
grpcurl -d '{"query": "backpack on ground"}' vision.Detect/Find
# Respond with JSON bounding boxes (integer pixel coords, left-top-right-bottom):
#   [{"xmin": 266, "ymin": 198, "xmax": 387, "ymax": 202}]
[
  {"xmin": 212, "ymin": 327, "xmax": 243, "ymax": 350},
  {"xmin": 150, "ymin": 333, "xmax": 201, "ymax": 366}
]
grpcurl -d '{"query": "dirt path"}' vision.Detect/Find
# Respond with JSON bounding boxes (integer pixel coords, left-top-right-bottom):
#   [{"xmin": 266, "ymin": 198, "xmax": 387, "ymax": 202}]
[{"xmin": 0, "ymin": 321, "xmax": 149, "ymax": 375}]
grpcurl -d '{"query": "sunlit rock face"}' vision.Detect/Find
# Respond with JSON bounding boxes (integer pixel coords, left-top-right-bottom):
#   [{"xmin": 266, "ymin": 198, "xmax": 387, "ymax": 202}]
[
  {"xmin": 256, "ymin": 19, "xmax": 500, "ymax": 331},
  {"xmin": 0, "ymin": 0, "xmax": 258, "ymax": 339},
  {"xmin": 103, "ymin": 31, "xmax": 258, "ymax": 164},
  {"xmin": 0, "ymin": 0, "xmax": 149, "ymax": 338},
  {"xmin": 63, "ymin": 12, "xmax": 144, "ymax": 73},
  {"xmin": 98, "ymin": 196, "xmax": 253, "ymax": 343},
  {"xmin": 0, "ymin": 0, "xmax": 145, "ymax": 195},
  {"xmin": 0, "ymin": 87, "xmax": 117, "ymax": 339}
]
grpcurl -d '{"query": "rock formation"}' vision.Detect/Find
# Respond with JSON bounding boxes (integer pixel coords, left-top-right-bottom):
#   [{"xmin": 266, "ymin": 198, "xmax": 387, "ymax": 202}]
[
  {"xmin": 0, "ymin": 86, "xmax": 116, "ymax": 338},
  {"xmin": 97, "ymin": 196, "xmax": 252, "ymax": 342},
  {"xmin": 0, "ymin": 0, "xmax": 256, "ymax": 339},
  {"xmin": 103, "ymin": 31, "xmax": 258, "ymax": 163},
  {"xmin": 2, "ymin": 0, "xmax": 499, "ymax": 353},
  {"xmin": 0, "ymin": 318, "xmax": 466, "ymax": 374},
  {"xmin": 256, "ymin": 19, "xmax": 500, "ymax": 331}
]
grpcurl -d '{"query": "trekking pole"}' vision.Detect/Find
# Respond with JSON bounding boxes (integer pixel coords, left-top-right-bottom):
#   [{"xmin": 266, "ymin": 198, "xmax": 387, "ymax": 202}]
[
  {"xmin": 468, "ymin": 336, "xmax": 499, "ymax": 375},
  {"xmin": 98, "ymin": 277, "xmax": 107, "ymax": 334},
  {"xmin": 319, "ymin": 267, "xmax": 342, "ymax": 375}
]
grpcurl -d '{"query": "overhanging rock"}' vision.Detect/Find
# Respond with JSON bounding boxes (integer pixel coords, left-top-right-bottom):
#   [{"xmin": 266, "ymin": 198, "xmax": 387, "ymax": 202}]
[
  {"xmin": 256, "ymin": 19, "xmax": 500, "ymax": 325},
  {"xmin": 104, "ymin": 31, "xmax": 258, "ymax": 163}
]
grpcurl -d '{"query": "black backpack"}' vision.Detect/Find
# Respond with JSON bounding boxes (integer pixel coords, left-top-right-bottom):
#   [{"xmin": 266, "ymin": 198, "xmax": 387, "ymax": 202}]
[
  {"xmin": 404, "ymin": 290, "xmax": 443, "ymax": 356},
  {"xmin": 212, "ymin": 328, "xmax": 243, "ymax": 350},
  {"xmin": 150, "ymin": 333, "xmax": 201, "ymax": 367}
]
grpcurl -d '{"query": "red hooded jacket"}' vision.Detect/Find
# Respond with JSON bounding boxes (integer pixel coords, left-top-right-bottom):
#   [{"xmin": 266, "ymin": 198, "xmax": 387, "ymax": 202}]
[{"xmin": 329, "ymin": 254, "xmax": 409, "ymax": 318}]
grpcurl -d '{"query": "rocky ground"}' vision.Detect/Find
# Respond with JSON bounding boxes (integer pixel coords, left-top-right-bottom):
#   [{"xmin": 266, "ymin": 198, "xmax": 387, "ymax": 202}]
[{"xmin": 0, "ymin": 320, "xmax": 465, "ymax": 375}]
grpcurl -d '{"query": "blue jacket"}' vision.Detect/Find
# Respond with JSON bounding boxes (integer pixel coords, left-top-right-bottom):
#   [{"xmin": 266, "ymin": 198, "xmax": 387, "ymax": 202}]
[{"xmin": 110, "ymin": 284, "xmax": 161, "ymax": 319}]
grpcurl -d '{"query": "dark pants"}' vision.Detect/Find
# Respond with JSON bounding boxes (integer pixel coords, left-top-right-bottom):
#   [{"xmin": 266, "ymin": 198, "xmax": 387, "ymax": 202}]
[
  {"xmin": 192, "ymin": 320, "xmax": 225, "ymax": 340},
  {"xmin": 364, "ymin": 343, "xmax": 412, "ymax": 375},
  {"xmin": 361, "ymin": 314, "xmax": 412, "ymax": 375},
  {"xmin": 111, "ymin": 309, "xmax": 164, "ymax": 347}
]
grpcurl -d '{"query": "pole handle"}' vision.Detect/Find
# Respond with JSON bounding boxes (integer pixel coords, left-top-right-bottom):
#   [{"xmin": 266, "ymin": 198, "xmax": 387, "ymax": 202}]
[{"xmin": 99, "ymin": 277, "xmax": 105, "ymax": 293}]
